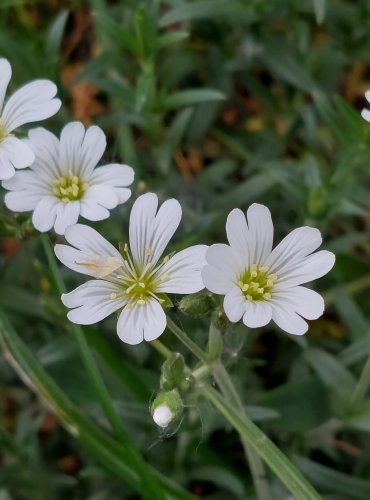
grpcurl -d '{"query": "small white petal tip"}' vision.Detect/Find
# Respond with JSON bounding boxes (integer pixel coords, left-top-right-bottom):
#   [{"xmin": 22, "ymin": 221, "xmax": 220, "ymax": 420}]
[{"xmin": 152, "ymin": 405, "xmax": 174, "ymax": 428}]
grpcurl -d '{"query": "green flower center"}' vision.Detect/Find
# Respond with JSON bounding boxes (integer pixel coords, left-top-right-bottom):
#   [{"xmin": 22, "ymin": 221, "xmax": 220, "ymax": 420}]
[
  {"xmin": 0, "ymin": 122, "xmax": 7, "ymax": 142},
  {"xmin": 237, "ymin": 264, "xmax": 277, "ymax": 302},
  {"xmin": 52, "ymin": 171, "xmax": 88, "ymax": 202},
  {"xmin": 110, "ymin": 244, "xmax": 170, "ymax": 306}
]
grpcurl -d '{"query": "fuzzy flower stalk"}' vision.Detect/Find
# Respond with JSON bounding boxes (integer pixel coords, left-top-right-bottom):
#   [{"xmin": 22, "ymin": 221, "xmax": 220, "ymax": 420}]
[
  {"xmin": 202, "ymin": 204, "xmax": 335, "ymax": 335},
  {"xmin": 55, "ymin": 193, "xmax": 207, "ymax": 344},
  {"xmin": 3, "ymin": 121, "xmax": 134, "ymax": 235},
  {"xmin": 0, "ymin": 58, "xmax": 61, "ymax": 180}
]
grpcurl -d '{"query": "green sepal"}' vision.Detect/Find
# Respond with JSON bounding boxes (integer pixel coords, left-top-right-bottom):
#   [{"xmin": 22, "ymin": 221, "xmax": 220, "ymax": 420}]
[
  {"xmin": 179, "ymin": 291, "xmax": 217, "ymax": 317},
  {"xmin": 160, "ymin": 353, "xmax": 193, "ymax": 393}
]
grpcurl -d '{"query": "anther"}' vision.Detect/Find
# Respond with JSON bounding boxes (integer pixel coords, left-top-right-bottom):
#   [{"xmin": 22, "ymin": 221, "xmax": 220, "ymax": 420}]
[{"xmin": 110, "ymin": 292, "xmax": 117, "ymax": 300}]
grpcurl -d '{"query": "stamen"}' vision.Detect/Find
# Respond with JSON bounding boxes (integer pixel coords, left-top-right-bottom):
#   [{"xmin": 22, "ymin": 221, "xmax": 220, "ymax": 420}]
[
  {"xmin": 237, "ymin": 263, "xmax": 277, "ymax": 303},
  {"xmin": 110, "ymin": 292, "xmax": 117, "ymax": 300}
]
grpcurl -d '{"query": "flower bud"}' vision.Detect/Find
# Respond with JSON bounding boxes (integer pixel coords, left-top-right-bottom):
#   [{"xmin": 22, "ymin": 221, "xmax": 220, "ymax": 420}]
[
  {"xmin": 151, "ymin": 389, "xmax": 183, "ymax": 428},
  {"xmin": 179, "ymin": 292, "xmax": 217, "ymax": 318},
  {"xmin": 160, "ymin": 353, "xmax": 193, "ymax": 392}
]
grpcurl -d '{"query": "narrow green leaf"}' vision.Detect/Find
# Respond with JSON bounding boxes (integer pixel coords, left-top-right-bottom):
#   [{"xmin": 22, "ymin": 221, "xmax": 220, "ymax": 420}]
[
  {"xmin": 162, "ymin": 89, "xmax": 226, "ymax": 110},
  {"xmin": 295, "ymin": 456, "xmax": 370, "ymax": 499},
  {"xmin": 159, "ymin": 0, "xmax": 253, "ymax": 27},
  {"xmin": 0, "ymin": 311, "xmax": 193, "ymax": 500},
  {"xmin": 304, "ymin": 348, "xmax": 356, "ymax": 398}
]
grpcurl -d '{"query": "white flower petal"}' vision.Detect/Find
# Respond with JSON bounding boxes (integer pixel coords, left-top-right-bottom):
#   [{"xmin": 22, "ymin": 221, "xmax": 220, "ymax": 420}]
[
  {"xmin": 55, "ymin": 224, "xmax": 123, "ymax": 277},
  {"xmin": 2, "ymin": 169, "xmax": 49, "ymax": 191},
  {"xmin": 129, "ymin": 193, "xmax": 182, "ymax": 268},
  {"xmin": 115, "ymin": 188, "xmax": 132, "ymax": 204},
  {"xmin": 361, "ymin": 109, "xmax": 370, "ymax": 123},
  {"xmin": 58, "ymin": 121, "xmax": 85, "ymax": 175},
  {"xmin": 202, "ymin": 265, "xmax": 234, "ymax": 294},
  {"xmin": 80, "ymin": 200, "xmax": 110, "ymax": 221},
  {"xmin": 62, "ymin": 280, "xmax": 125, "ymax": 325},
  {"xmin": 90, "ymin": 163, "xmax": 134, "ymax": 187},
  {"xmin": 27, "ymin": 127, "xmax": 61, "ymax": 178},
  {"xmin": 150, "ymin": 198, "xmax": 182, "ymax": 264},
  {"xmin": 226, "ymin": 208, "xmax": 249, "ymax": 259},
  {"xmin": 54, "ymin": 201, "xmax": 81, "ymax": 235},
  {"xmin": 206, "ymin": 243, "xmax": 243, "ymax": 278},
  {"xmin": 32, "ymin": 197, "xmax": 59, "ymax": 232},
  {"xmin": 266, "ymin": 226, "xmax": 322, "ymax": 274},
  {"xmin": 245, "ymin": 203, "xmax": 274, "ymax": 264},
  {"xmin": 117, "ymin": 299, "xmax": 166, "ymax": 345},
  {"xmin": 64, "ymin": 223, "xmax": 122, "ymax": 257},
  {"xmin": 271, "ymin": 302, "xmax": 309, "ymax": 336},
  {"xmin": 83, "ymin": 185, "xmax": 119, "ymax": 210},
  {"xmin": 5, "ymin": 190, "xmax": 41, "ymax": 211},
  {"xmin": 79, "ymin": 125, "xmax": 107, "ymax": 178},
  {"xmin": 271, "ymin": 286, "xmax": 324, "ymax": 320},
  {"xmin": 0, "ymin": 136, "xmax": 35, "ymax": 169},
  {"xmin": 242, "ymin": 301, "xmax": 272, "ymax": 328},
  {"xmin": 2, "ymin": 80, "xmax": 61, "ymax": 133},
  {"xmin": 0, "ymin": 58, "xmax": 11, "ymax": 111},
  {"xmin": 129, "ymin": 193, "xmax": 158, "ymax": 266},
  {"xmin": 275, "ymin": 250, "xmax": 335, "ymax": 287},
  {"xmin": 0, "ymin": 155, "xmax": 15, "ymax": 180},
  {"xmin": 223, "ymin": 287, "xmax": 246, "ymax": 322},
  {"xmin": 206, "ymin": 243, "xmax": 233, "ymax": 269},
  {"xmin": 156, "ymin": 245, "xmax": 208, "ymax": 294}
]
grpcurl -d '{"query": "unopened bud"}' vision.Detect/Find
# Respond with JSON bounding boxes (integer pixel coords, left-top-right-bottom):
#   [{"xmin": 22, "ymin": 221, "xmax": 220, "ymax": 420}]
[
  {"xmin": 151, "ymin": 389, "xmax": 183, "ymax": 428},
  {"xmin": 152, "ymin": 405, "xmax": 174, "ymax": 428},
  {"xmin": 160, "ymin": 353, "xmax": 193, "ymax": 392}
]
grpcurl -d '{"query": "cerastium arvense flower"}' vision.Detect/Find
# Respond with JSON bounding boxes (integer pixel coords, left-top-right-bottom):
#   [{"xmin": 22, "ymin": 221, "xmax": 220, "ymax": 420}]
[
  {"xmin": 0, "ymin": 58, "xmax": 61, "ymax": 180},
  {"xmin": 3, "ymin": 121, "xmax": 134, "ymax": 235},
  {"xmin": 202, "ymin": 203, "xmax": 335, "ymax": 335},
  {"xmin": 55, "ymin": 193, "xmax": 207, "ymax": 344}
]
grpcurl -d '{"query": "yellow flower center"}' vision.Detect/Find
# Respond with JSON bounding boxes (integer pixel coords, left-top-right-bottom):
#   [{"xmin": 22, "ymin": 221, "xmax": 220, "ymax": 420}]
[
  {"xmin": 237, "ymin": 264, "xmax": 277, "ymax": 302},
  {"xmin": 52, "ymin": 170, "xmax": 88, "ymax": 202}
]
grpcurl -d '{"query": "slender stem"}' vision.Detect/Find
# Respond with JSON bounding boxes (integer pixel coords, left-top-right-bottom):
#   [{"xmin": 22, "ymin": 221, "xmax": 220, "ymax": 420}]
[
  {"xmin": 151, "ymin": 339, "xmax": 172, "ymax": 358},
  {"xmin": 212, "ymin": 361, "xmax": 271, "ymax": 500},
  {"xmin": 202, "ymin": 385, "xmax": 322, "ymax": 500},
  {"xmin": 351, "ymin": 353, "xmax": 370, "ymax": 404},
  {"xmin": 40, "ymin": 234, "xmax": 166, "ymax": 500},
  {"xmin": 167, "ymin": 317, "xmax": 209, "ymax": 363},
  {"xmin": 163, "ymin": 319, "xmax": 321, "ymax": 499}
]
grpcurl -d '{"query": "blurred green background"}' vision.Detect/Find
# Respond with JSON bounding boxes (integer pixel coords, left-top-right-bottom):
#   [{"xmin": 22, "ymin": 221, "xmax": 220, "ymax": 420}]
[{"xmin": 1, "ymin": 0, "xmax": 370, "ymax": 498}]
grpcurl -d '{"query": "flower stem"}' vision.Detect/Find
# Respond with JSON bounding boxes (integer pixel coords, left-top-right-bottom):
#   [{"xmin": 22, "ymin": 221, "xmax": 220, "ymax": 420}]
[
  {"xmin": 167, "ymin": 317, "xmax": 209, "ymax": 363},
  {"xmin": 40, "ymin": 233, "xmax": 166, "ymax": 500},
  {"xmin": 201, "ymin": 384, "xmax": 322, "ymax": 500},
  {"xmin": 165, "ymin": 318, "xmax": 321, "ymax": 499},
  {"xmin": 351, "ymin": 353, "xmax": 370, "ymax": 404},
  {"xmin": 212, "ymin": 361, "xmax": 271, "ymax": 500}
]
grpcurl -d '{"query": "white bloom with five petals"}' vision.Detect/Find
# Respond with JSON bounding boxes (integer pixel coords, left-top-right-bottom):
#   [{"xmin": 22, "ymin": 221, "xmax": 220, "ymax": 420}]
[
  {"xmin": 54, "ymin": 193, "xmax": 207, "ymax": 344},
  {"xmin": 3, "ymin": 121, "xmax": 134, "ymax": 235},
  {"xmin": 0, "ymin": 58, "xmax": 61, "ymax": 180},
  {"xmin": 202, "ymin": 203, "xmax": 335, "ymax": 335}
]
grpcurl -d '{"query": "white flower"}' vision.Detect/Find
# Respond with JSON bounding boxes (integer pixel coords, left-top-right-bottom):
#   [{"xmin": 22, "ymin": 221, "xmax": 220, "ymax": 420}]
[
  {"xmin": 54, "ymin": 193, "xmax": 207, "ymax": 344},
  {"xmin": 0, "ymin": 58, "xmax": 61, "ymax": 180},
  {"xmin": 3, "ymin": 122, "xmax": 134, "ymax": 235},
  {"xmin": 202, "ymin": 204, "xmax": 335, "ymax": 335},
  {"xmin": 361, "ymin": 90, "xmax": 370, "ymax": 122}
]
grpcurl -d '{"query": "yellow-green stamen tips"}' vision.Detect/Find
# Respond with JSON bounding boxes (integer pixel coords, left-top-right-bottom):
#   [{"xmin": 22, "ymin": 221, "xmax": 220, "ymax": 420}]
[
  {"xmin": 52, "ymin": 170, "xmax": 88, "ymax": 202},
  {"xmin": 115, "ymin": 244, "xmax": 171, "ymax": 306},
  {"xmin": 238, "ymin": 264, "xmax": 277, "ymax": 301}
]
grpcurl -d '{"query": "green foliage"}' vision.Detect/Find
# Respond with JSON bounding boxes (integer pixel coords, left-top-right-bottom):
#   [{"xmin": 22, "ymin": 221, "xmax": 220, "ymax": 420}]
[{"xmin": 1, "ymin": 0, "xmax": 370, "ymax": 499}]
